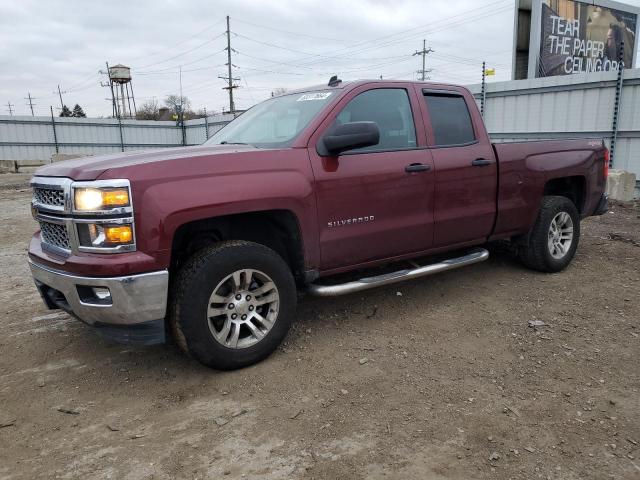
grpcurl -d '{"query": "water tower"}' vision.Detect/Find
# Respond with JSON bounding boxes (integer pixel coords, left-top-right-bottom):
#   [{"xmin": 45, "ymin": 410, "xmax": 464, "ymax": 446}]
[{"xmin": 108, "ymin": 64, "xmax": 137, "ymax": 118}]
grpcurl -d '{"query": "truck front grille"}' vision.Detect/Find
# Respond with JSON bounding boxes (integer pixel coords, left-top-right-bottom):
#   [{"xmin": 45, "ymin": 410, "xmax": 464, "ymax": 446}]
[
  {"xmin": 33, "ymin": 187, "xmax": 65, "ymax": 208},
  {"xmin": 39, "ymin": 221, "xmax": 71, "ymax": 251}
]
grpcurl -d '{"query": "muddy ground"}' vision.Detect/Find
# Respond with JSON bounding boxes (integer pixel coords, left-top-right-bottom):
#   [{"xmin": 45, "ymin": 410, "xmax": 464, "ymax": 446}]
[{"xmin": 0, "ymin": 174, "xmax": 638, "ymax": 480}]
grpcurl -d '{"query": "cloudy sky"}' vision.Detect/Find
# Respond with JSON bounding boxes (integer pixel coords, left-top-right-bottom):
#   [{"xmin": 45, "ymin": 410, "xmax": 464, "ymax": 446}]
[{"xmin": 1, "ymin": 0, "xmax": 639, "ymax": 117}]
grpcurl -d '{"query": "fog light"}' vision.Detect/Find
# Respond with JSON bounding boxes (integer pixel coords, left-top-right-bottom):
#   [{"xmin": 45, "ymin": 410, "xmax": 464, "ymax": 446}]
[
  {"xmin": 104, "ymin": 226, "xmax": 133, "ymax": 244},
  {"xmin": 76, "ymin": 223, "xmax": 134, "ymax": 249},
  {"xmin": 92, "ymin": 287, "xmax": 111, "ymax": 300}
]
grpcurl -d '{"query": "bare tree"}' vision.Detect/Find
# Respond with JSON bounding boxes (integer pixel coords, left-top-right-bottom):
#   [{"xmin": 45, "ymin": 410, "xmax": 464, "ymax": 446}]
[
  {"xmin": 164, "ymin": 95, "xmax": 191, "ymax": 115},
  {"xmin": 136, "ymin": 99, "xmax": 160, "ymax": 120}
]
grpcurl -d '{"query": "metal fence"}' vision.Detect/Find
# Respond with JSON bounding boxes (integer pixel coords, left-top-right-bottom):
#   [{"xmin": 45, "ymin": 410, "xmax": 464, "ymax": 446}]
[
  {"xmin": 0, "ymin": 113, "xmax": 235, "ymax": 165},
  {"xmin": 468, "ymin": 68, "xmax": 640, "ymax": 176},
  {"xmin": 2, "ymin": 69, "xmax": 640, "ymax": 177}
]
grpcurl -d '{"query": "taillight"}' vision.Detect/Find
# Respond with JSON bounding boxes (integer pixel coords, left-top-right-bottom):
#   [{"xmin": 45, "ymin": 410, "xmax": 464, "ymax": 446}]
[{"xmin": 603, "ymin": 148, "xmax": 610, "ymax": 178}]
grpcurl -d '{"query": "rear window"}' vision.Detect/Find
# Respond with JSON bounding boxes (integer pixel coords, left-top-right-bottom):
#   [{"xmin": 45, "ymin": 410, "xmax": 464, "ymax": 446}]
[{"xmin": 423, "ymin": 94, "xmax": 476, "ymax": 147}]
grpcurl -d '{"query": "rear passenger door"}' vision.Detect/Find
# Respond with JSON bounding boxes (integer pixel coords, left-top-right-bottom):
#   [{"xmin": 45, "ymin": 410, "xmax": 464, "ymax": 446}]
[{"xmin": 420, "ymin": 89, "xmax": 497, "ymax": 247}]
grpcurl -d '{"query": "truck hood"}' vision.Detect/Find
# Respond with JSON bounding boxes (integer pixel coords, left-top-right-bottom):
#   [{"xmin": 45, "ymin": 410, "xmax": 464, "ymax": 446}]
[{"xmin": 33, "ymin": 144, "xmax": 263, "ymax": 181}]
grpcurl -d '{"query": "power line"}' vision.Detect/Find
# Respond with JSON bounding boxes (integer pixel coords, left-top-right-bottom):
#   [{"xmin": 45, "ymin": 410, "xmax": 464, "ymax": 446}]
[
  {"xmin": 136, "ymin": 32, "xmax": 226, "ymax": 70},
  {"xmin": 303, "ymin": 0, "xmax": 511, "ymax": 61},
  {"xmin": 228, "ymin": 2, "xmax": 512, "ymax": 79},
  {"xmin": 135, "ymin": 49, "xmax": 226, "ymax": 74},
  {"xmin": 295, "ymin": 3, "xmax": 512, "ymax": 68},
  {"xmin": 6, "ymin": 101, "xmax": 14, "ymax": 116},
  {"xmin": 124, "ymin": 19, "xmax": 226, "ymax": 63},
  {"xmin": 233, "ymin": 18, "xmax": 344, "ymax": 42},
  {"xmin": 413, "ymin": 39, "xmax": 434, "ymax": 81}
]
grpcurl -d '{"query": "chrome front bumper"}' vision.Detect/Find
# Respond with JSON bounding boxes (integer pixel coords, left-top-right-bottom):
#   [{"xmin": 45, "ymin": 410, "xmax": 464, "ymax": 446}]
[{"xmin": 29, "ymin": 260, "xmax": 169, "ymax": 345}]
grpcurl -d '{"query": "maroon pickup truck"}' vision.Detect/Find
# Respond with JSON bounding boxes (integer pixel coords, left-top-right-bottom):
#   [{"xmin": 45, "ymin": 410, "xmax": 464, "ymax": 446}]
[{"xmin": 28, "ymin": 79, "xmax": 609, "ymax": 369}]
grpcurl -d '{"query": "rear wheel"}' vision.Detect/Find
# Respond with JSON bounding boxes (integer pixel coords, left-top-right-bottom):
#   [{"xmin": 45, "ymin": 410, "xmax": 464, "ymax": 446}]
[
  {"xmin": 170, "ymin": 241, "xmax": 296, "ymax": 370},
  {"xmin": 519, "ymin": 195, "xmax": 580, "ymax": 273}
]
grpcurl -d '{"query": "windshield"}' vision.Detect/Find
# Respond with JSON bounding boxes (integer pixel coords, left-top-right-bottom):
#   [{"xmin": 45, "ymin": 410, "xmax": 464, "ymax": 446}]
[{"xmin": 206, "ymin": 91, "xmax": 335, "ymax": 148}]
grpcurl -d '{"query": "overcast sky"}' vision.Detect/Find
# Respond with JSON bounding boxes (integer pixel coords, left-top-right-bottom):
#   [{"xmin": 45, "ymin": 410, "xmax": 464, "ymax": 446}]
[{"xmin": 1, "ymin": 0, "xmax": 639, "ymax": 117}]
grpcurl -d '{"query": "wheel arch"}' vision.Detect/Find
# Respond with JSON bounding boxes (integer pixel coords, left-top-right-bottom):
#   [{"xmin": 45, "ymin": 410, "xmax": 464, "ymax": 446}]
[
  {"xmin": 170, "ymin": 210, "xmax": 306, "ymax": 283},
  {"xmin": 543, "ymin": 175, "xmax": 586, "ymax": 213}
]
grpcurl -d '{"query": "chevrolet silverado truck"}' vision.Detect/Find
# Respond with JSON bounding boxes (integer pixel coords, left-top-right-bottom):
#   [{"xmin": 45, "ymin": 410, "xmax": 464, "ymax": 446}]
[{"xmin": 28, "ymin": 79, "xmax": 609, "ymax": 370}]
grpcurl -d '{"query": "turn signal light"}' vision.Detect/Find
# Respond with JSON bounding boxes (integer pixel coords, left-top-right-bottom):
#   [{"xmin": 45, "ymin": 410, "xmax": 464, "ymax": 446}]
[
  {"xmin": 104, "ymin": 226, "xmax": 133, "ymax": 244},
  {"xmin": 603, "ymin": 148, "xmax": 610, "ymax": 179},
  {"xmin": 102, "ymin": 189, "xmax": 130, "ymax": 207}
]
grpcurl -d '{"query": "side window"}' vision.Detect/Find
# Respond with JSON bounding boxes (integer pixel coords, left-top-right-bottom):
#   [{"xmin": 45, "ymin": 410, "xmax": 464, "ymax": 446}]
[
  {"xmin": 423, "ymin": 94, "xmax": 476, "ymax": 147},
  {"xmin": 335, "ymin": 88, "xmax": 417, "ymax": 152}
]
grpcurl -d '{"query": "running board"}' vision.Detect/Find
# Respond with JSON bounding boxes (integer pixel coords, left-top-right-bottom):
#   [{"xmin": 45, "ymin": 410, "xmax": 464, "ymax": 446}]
[{"xmin": 307, "ymin": 248, "xmax": 489, "ymax": 297}]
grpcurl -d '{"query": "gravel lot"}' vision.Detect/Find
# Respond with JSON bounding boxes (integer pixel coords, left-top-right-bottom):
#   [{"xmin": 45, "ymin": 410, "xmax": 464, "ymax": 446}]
[{"xmin": 0, "ymin": 173, "xmax": 639, "ymax": 480}]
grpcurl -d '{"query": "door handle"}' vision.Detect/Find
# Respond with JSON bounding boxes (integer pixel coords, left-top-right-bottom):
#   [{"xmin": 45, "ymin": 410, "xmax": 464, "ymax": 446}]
[
  {"xmin": 405, "ymin": 163, "xmax": 431, "ymax": 173},
  {"xmin": 472, "ymin": 158, "xmax": 493, "ymax": 167}
]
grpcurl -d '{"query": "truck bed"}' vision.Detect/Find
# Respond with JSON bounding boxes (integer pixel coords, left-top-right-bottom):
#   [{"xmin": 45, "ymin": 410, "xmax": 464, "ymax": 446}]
[{"xmin": 491, "ymin": 138, "xmax": 607, "ymax": 239}]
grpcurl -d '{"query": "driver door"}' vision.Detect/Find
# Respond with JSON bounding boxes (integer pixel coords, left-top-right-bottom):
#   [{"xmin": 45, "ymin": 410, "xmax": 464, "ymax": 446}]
[{"xmin": 308, "ymin": 85, "xmax": 435, "ymax": 272}]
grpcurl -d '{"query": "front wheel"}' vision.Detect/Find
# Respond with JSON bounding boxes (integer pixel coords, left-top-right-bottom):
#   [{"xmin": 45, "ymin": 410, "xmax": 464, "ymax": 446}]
[
  {"xmin": 519, "ymin": 195, "xmax": 580, "ymax": 273},
  {"xmin": 169, "ymin": 241, "xmax": 296, "ymax": 370}
]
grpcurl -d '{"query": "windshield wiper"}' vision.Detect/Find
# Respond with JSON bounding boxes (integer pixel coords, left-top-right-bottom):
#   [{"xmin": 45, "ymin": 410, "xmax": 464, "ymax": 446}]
[{"xmin": 219, "ymin": 141, "xmax": 249, "ymax": 145}]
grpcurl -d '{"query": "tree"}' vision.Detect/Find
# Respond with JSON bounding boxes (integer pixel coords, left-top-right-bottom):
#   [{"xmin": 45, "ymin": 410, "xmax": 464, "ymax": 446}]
[
  {"xmin": 136, "ymin": 98, "xmax": 160, "ymax": 120},
  {"xmin": 59, "ymin": 105, "xmax": 72, "ymax": 117},
  {"xmin": 163, "ymin": 94, "xmax": 191, "ymax": 115},
  {"xmin": 72, "ymin": 104, "xmax": 86, "ymax": 118}
]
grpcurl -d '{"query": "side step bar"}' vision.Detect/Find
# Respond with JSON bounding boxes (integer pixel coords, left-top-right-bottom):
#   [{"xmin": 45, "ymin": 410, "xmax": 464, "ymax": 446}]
[{"xmin": 307, "ymin": 248, "xmax": 489, "ymax": 297}]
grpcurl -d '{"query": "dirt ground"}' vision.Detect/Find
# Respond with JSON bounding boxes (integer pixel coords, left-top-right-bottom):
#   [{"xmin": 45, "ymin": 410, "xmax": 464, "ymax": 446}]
[{"xmin": 0, "ymin": 173, "xmax": 638, "ymax": 480}]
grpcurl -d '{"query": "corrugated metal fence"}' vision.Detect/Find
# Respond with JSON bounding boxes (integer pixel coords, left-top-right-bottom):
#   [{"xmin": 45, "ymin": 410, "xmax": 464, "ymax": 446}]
[
  {"xmin": 2, "ymin": 69, "xmax": 640, "ymax": 176},
  {"xmin": 0, "ymin": 113, "xmax": 235, "ymax": 165},
  {"xmin": 468, "ymin": 68, "xmax": 640, "ymax": 176}
]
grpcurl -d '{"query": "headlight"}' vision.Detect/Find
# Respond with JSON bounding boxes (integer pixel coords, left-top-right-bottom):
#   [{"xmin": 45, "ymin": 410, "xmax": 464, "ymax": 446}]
[
  {"xmin": 74, "ymin": 187, "xmax": 130, "ymax": 212},
  {"xmin": 77, "ymin": 223, "xmax": 134, "ymax": 248},
  {"xmin": 69, "ymin": 180, "xmax": 135, "ymax": 253}
]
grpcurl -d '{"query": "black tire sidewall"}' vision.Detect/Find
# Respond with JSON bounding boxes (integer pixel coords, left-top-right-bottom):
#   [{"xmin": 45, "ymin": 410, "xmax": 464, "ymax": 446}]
[{"xmin": 176, "ymin": 242, "xmax": 296, "ymax": 370}]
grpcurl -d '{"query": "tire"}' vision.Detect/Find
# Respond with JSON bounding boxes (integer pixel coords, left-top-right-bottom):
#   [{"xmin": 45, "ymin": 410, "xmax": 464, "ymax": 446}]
[
  {"xmin": 519, "ymin": 195, "xmax": 580, "ymax": 273},
  {"xmin": 169, "ymin": 240, "xmax": 296, "ymax": 370}
]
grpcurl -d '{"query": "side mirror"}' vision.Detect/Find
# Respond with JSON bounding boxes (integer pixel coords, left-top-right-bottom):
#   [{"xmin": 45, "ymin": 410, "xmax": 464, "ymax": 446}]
[{"xmin": 320, "ymin": 121, "xmax": 380, "ymax": 156}]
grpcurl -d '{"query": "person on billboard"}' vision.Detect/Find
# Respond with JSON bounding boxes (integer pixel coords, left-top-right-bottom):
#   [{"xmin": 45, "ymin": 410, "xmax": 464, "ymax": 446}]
[{"xmin": 604, "ymin": 23, "xmax": 624, "ymax": 64}]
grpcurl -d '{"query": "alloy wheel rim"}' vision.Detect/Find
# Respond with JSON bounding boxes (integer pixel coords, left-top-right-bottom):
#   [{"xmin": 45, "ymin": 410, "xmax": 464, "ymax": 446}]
[
  {"xmin": 207, "ymin": 269, "xmax": 279, "ymax": 349},
  {"xmin": 548, "ymin": 211, "xmax": 574, "ymax": 260}
]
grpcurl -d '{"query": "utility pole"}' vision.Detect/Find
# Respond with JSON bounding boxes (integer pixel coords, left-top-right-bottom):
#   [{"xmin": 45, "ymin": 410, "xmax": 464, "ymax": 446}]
[
  {"xmin": 481, "ymin": 61, "xmax": 486, "ymax": 117},
  {"xmin": 219, "ymin": 15, "xmax": 240, "ymax": 115},
  {"xmin": 413, "ymin": 39, "xmax": 434, "ymax": 81},
  {"xmin": 610, "ymin": 40, "xmax": 625, "ymax": 168},
  {"xmin": 25, "ymin": 92, "xmax": 36, "ymax": 116},
  {"xmin": 6, "ymin": 101, "xmax": 14, "ymax": 115},
  {"xmin": 57, "ymin": 84, "xmax": 65, "ymax": 109},
  {"xmin": 100, "ymin": 62, "xmax": 118, "ymax": 118},
  {"xmin": 179, "ymin": 66, "xmax": 186, "ymax": 146}
]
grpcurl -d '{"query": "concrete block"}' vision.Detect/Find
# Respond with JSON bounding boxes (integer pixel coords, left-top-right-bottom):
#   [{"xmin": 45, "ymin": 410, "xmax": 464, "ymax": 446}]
[
  {"xmin": 16, "ymin": 159, "xmax": 46, "ymax": 167},
  {"xmin": 0, "ymin": 160, "xmax": 16, "ymax": 174},
  {"xmin": 51, "ymin": 153, "xmax": 89, "ymax": 163},
  {"xmin": 16, "ymin": 166, "xmax": 42, "ymax": 174},
  {"xmin": 606, "ymin": 169, "xmax": 636, "ymax": 202}
]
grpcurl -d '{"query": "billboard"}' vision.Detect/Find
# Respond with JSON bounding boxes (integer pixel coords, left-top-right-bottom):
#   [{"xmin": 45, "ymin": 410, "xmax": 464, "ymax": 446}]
[
  {"xmin": 512, "ymin": 0, "xmax": 640, "ymax": 79},
  {"xmin": 539, "ymin": 0, "xmax": 636, "ymax": 76}
]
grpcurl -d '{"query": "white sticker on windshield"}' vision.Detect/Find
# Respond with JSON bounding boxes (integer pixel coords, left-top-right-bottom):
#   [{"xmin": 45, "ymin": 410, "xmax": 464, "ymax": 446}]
[{"xmin": 297, "ymin": 92, "xmax": 332, "ymax": 102}]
